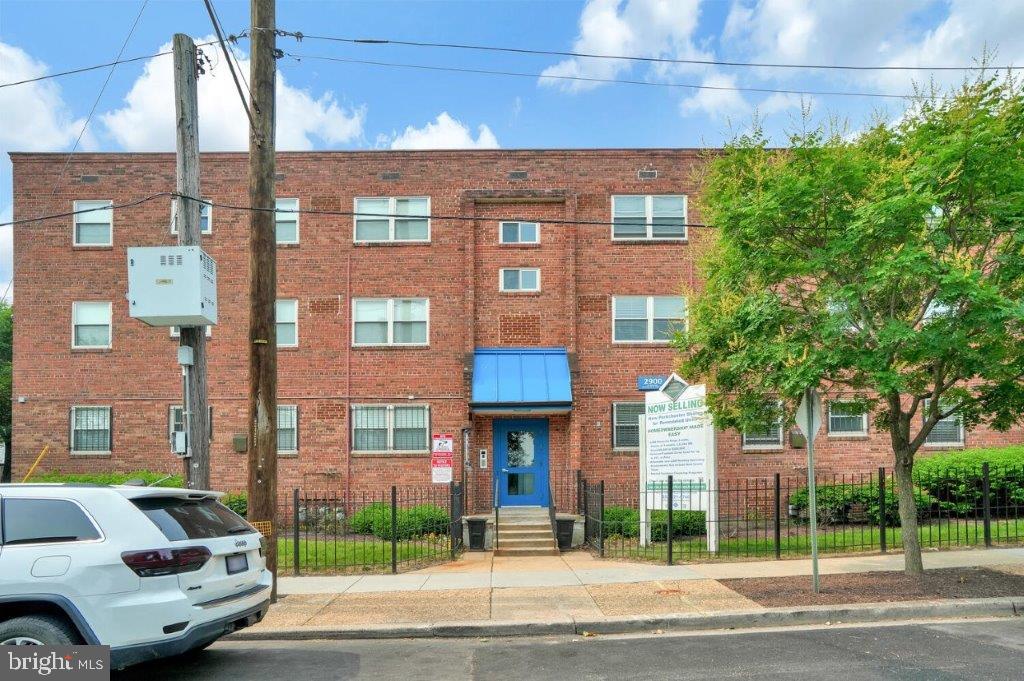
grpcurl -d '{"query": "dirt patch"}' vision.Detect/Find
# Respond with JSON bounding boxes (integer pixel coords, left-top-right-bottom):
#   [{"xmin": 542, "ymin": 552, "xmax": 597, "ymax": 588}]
[{"xmin": 721, "ymin": 567, "xmax": 1024, "ymax": 607}]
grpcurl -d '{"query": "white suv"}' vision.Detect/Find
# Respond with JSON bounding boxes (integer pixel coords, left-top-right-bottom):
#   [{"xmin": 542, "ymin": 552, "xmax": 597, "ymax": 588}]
[{"xmin": 0, "ymin": 484, "xmax": 272, "ymax": 668}]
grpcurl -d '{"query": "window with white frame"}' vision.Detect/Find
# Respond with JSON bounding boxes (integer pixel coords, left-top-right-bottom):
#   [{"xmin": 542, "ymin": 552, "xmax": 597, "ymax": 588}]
[
  {"xmin": 276, "ymin": 299, "xmax": 298, "ymax": 347},
  {"xmin": 354, "ymin": 197, "xmax": 429, "ymax": 242},
  {"xmin": 923, "ymin": 398, "xmax": 964, "ymax": 445},
  {"xmin": 275, "ymin": 198, "xmax": 299, "ymax": 244},
  {"xmin": 742, "ymin": 404, "xmax": 784, "ymax": 449},
  {"xmin": 170, "ymin": 199, "xmax": 212, "ymax": 235},
  {"xmin": 278, "ymin": 405, "xmax": 298, "ymax": 452},
  {"xmin": 499, "ymin": 221, "xmax": 539, "ymax": 244},
  {"xmin": 613, "ymin": 402, "xmax": 645, "ymax": 449},
  {"xmin": 72, "ymin": 302, "xmax": 112, "ymax": 348},
  {"xmin": 352, "ymin": 404, "xmax": 429, "ymax": 452},
  {"xmin": 500, "ymin": 268, "xmax": 540, "ymax": 292},
  {"xmin": 828, "ymin": 401, "xmax": 867, "ymax": 435},
  {"xmin": 612, "ymin": 195, "xmax": 687, "ymax": 240},
  {"xmin": 73, "ymin": 200, "xmax": 113, "ymax": 246},
  {"xmin": 612, "ymin": 296, "xmax": 686, "ymax": 342},
  {"xmin": 71, "ymin": 406, "xmax": 111, "ymax": 453},
  {"xmin": 169, "ymin": 326, "xmax": 212, "ymax": 338},
  {"xmin": 352, "ymin": 298, "xmax": 428, "ymax": 346},
  {"xmin": 168, "ymin": 405, "xmax": 214, "ymax": 450}
]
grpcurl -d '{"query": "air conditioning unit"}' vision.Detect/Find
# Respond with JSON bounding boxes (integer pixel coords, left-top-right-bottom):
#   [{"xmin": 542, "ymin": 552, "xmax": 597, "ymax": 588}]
[{"xmin": 127, "ymin": 246, "xmax": 218, "ymax": 327}]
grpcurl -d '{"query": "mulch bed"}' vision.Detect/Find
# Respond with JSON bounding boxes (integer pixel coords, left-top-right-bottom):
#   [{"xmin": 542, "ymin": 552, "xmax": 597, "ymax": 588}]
[{"xmin": 721, "ymin": 566, "xmax": 1024, "ymax": 607}]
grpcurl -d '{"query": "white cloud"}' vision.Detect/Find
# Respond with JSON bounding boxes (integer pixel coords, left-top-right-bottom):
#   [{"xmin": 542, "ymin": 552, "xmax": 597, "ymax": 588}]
[
  {"xmin": 101, "ymin": 36, "xmax": 365, "ymax": 151},
  {"xmin": 388, "ymin": 112, "xmax": 499, "ymax": 150},
  {"xmin": 679, "ymin": 74, "xmax": 750, "ymax": 120},
  {"xmin": 0, "ymin": 42, "xmax": 91, "ymax": 153},
  {"xmin": 539, "ymin": 0, "xmax": 709, "ymax": 92}
]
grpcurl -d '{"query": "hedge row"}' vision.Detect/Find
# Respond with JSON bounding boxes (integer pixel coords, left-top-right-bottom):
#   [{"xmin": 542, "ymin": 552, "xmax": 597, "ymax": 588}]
[
  {"xmin": 349, "ymin": 502, "xmax": 451, "ymax": 540},
  {"xmin": 29, "ymin": 470, "xmax": 185, "ymax": 487},
  {"xmin": 603, "ymin": 506, "xmax": 706, "ymax": 540}
]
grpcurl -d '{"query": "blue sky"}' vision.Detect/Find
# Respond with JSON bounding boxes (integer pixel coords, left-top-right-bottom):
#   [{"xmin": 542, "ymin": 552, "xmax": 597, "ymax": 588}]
[{"xmin": 3, "ymin": 0, "xmax": 1024, "ymax": 298}]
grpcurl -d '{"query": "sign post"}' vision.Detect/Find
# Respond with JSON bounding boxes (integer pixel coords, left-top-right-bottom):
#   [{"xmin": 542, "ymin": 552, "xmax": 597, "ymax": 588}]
[
  {"xmin": 795, "ymin": 387, "xmax": 823, "ymax": 593},
  {"xmin": 431, "ymin": 433, "xmax": 454, "ymax": 484},
  {"xmin": 638, "ymin": 374, "xmax": 717, "ymax": 552}
]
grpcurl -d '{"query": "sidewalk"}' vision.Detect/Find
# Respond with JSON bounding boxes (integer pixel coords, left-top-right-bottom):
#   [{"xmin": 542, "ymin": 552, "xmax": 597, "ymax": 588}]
[{"xmin": 244, "ymin": 548, "xmax": 1024, "ymax": 635}]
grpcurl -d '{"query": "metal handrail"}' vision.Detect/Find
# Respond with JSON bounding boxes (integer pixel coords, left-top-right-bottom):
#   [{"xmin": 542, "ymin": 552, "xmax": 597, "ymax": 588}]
[
  {"xmin": 493, "ymin": 474, "xmax": 500, "ymax": 551},
  {"xmin": 547, "ymin": 481, "xmax": 557, "ymax": 548}
]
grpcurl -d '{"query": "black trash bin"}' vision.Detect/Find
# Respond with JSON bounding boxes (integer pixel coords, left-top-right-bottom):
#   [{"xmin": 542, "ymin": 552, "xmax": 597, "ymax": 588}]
[
  {"xmin": 467, "ymin": 517, "xmax": 488, "ymax": 551},
  {"xmin": 556, "ymin": 518, "xmax": 575, "ymax": 550}
]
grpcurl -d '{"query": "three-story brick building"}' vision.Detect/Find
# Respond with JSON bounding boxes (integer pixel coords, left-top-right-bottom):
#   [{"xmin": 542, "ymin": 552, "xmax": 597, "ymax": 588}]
[{"xmin": 10, "ymin": 149, "xmax": 1022, "ymax": 510}]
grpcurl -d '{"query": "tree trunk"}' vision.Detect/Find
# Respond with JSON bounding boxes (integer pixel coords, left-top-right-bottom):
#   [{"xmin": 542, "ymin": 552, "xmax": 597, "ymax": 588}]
[{"xmin": 893, "ymin": 453, "xmax": 924, "ymax": 576}]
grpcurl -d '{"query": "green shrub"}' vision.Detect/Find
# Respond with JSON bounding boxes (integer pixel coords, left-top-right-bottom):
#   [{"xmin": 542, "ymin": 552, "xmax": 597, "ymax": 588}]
[
  {"xmin": 788, "ymin": 483, "xmax": 935, "ymax": 526},
  {"xmin": 350, "ymin": 502, "xmax": 389, "ymax": 535},
  {"xmin": 221, "ymin": 492, "xmax": 248, "ymax": 517},
  {"xmin": 603, "ymin": 506, "xmax": 640, "ymax": 538},
  {"xmin": 365, "ymin": 503, "xmax": 451, "ymax": 540},
  {"xmin": 30, "ymin": 470, "xmax": 184, "ymax": 487},
  {"xmin": 914, "ymin": 446, "xmax": 1024, "ymax": 515},
  {"xmin": 407, "ymin": 504, "xmax": 450, "ymax": 536}
]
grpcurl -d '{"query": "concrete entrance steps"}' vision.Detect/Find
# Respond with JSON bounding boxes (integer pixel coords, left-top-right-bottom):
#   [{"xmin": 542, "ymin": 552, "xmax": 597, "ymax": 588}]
[{"xmin": 494, "ymin": 507, "xmax": 558, "ymax": 556}]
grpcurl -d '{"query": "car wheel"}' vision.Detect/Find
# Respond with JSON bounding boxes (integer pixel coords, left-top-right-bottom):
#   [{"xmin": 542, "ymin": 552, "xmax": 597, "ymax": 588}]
[{"xmin": 0, "ymin": 615, "xmax": 81, "ymax": 646}]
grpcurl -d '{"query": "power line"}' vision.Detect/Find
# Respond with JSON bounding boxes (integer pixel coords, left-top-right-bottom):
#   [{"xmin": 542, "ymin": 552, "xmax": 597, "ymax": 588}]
[
  {"xmin": 202, "ymin": 0, "xmax": 257, "ymax": 129},
  {"xmin": 0, "ymin": 39, "xmax": 223, "ymax": 89},
  {"xmin": 283, "ymin": 51, "xmax": 938, "ymax": 100},
  {"xmin": 258, "ymin": 27, "xmax": 1013, "ymax": 72},
  {"xmin": 48, "ymin": 0, "xmax": 150, "ymax": 198}
]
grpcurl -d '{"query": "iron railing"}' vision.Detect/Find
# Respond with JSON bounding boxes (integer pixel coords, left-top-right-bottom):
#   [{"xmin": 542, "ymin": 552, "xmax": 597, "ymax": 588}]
[
  {"xmin": 581, "ymin": 463, "xmax": 1024, "ymax": 564},
  {"xmin": 279, "ymin": 482, "xmax": 465, "ymax": 575}
]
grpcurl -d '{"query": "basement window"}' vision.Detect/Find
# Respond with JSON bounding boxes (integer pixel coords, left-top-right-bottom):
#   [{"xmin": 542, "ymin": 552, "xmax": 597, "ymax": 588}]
[{"xmin": 71, "ymin": 406, "xmax": 112, "ymax": 454}]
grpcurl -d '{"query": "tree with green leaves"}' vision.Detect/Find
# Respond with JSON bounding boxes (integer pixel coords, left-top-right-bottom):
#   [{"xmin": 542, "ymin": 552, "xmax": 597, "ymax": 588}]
[{"xmin": 677, "ymin": 74, "xmax": 1024, "ymax": 576}]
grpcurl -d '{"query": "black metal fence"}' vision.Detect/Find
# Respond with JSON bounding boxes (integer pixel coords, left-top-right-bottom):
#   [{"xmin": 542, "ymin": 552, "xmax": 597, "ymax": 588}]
[
  {"xmin": 278, "ymin": 482, "xmax": 465, "ymax": 575},
  {"xmin": 582, "ymin": 463, "xmax": 1024, "ymax": 563}
]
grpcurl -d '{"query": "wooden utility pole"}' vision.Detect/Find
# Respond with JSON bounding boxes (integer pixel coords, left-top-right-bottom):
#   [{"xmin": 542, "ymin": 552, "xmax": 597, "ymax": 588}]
[
  {"xmin": 173, "ymin": 33, "xmax": 211, "ymax": 490},
  {"xmin": 247, "ymin": 0, "xmax": 278, "ymax": 592}
]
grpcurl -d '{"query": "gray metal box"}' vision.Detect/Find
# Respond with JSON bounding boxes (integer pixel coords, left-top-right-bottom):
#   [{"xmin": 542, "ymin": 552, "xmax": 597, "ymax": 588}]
[{"xmin": 127, "ymin": 246, "xmax": 218, "ymax": 327}]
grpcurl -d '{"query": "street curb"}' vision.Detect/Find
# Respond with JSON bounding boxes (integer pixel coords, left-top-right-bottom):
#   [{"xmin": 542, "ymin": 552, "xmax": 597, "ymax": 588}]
[{"xmin": 229, "ymin": 596, "xmax": 1023, "ymax": 641}]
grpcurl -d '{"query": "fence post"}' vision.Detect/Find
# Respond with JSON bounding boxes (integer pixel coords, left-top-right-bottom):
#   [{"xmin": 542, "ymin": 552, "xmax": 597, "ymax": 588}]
[
  {"xmin": 582, "ymin": 480, "xmax": 589, "ymax": 546},
  {"xmin": 449, "ymin": 481, "xmax": 457, "ymax": 561},
  {"xmin": 390, "ymin": 486, "xmax": 398, "ymax": 574},
  {"xmin": 982, "ymin": 462, "xmax": 992, "ymax": 547},
  {"xmin": 773, "ymin": 473, "xmax": 781, "ymax": 560},
  {"xmin": 666, "ymin": 476, "xmax": 674, "ymax": 565},
  {"xmin": 292, "ymin": 488, "xmax": 300, "ymax": 576},
  {"xmin": 598, "ymin": 481, "xmax": 605, "ymax": 558},
  {"xmin": 878, "ymin": 467, "xmax": 887, "ymax": 554}
]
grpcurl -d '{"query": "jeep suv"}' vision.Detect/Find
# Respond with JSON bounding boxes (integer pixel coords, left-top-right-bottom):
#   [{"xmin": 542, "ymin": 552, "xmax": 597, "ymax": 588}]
[{"xmin": 0, "ymin": 484, "xmax": 271, "ymax": 668}]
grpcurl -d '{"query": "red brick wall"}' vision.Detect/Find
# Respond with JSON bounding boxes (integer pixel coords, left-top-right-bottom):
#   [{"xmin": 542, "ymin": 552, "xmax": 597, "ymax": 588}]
[{"xmin": 10, "ymin": 149, "xmax": 1022, "ymax": 502}]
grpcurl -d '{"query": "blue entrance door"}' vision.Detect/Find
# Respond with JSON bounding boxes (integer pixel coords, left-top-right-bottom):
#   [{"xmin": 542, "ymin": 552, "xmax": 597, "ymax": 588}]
[{"xmin": 494, "ymin": 418, "xmax": 549, "ymax": 507}]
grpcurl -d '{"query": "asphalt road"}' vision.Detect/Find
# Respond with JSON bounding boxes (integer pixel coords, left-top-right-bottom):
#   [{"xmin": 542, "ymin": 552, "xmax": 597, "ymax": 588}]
[{"xmin": 116, "ymin": 618, "xmax": 1024, "ymax": 680}]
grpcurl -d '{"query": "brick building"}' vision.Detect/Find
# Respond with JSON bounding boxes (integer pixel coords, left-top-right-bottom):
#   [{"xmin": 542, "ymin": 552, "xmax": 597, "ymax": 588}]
[{"xmin": 10, "ymin": 149, "xmax": 1022, "ymax": 511}]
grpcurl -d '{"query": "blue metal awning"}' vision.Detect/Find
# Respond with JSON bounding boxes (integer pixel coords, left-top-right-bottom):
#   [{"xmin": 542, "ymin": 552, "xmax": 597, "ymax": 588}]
[{"xmin": 470, "ymin": 348, "xmax": 573, "ymax": 413}]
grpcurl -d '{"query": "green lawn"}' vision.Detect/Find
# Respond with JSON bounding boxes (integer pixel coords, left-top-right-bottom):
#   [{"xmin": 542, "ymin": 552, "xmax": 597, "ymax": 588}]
[
  {"xmin": 277, "ymin": 537, "xmax": 452, "ymax": 574},
  {"xmin": 598, "ymin": 517, "xmax": 1024, "ymax": 563}
]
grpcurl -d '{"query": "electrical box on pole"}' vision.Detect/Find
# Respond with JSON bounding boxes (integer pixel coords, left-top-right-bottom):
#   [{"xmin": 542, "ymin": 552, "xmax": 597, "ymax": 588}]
[{"xmin": 126, "ymin": 246, "xmax": 218, "ymax": 327}]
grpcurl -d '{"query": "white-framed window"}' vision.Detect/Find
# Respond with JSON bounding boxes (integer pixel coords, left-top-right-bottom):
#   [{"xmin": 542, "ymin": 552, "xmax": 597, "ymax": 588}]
[
  {"xmin": 612, "ymin": 295, "xmax": 686, "ymax": 343},
  {"xmin": 923, "ymin": 398, "xmax": 964, "ymax": 446},
  {"xmin": 278, "ymin": 405, "xmax": 298, "ymax": 453},
  {"xmin": 499, "ymin": 268, "xmax": 541, "ymax": 292},
  {"xmin": 72, "ymin": 301, "xmax": 112, "ymax": 349},
  {"xmin": 168, "ymin": 405, "xmax": 214, "ymax": 450},
  {"xmin": 169, "ymin": 326, "xmax": 212, "ymax": 339},
  {"xmin": 611, "ymin": 195, "xmax": 687, "ymax": 240},
  {"xmin": 275, "ymin": 198, "xmax": 300, "ymax": 244},
  {"xmin": 742, "ymin": 403, "xmax": 784, "ymax": 450},
  {"xmin": 828, "ymin": 401, "xmax": 868, "ymax": 436},
  {"xmin": 352, "ymin": 298, "xmax": 428, "ymax": 346},
  {"xmin": 354, "ymin": 196, "xmax": 430, "ymax": 243},
  {"xmin": 352, "ymin": 404, "xmax": 429, "ymax": 452},
  {"xmin": 73, "ymin": 200, "xmax": 113, "ymax": 246},
  {"xmin": 276, "ymin": 299, "xmax": 298, "ymax": 347},
  {"xmin": 170, "ymin": 199, "xmax": 212, "ymax": 235},
  {"xmin": 613, "ymin": 402, "xmax": 645, "ymax": 450},
  {"xmin": 499, "ymin": 221, "xmax": 539, "ymax": 244},
  {"xmin": 70, "ymin": 406, "xmax": 111, "ymax": 454}
]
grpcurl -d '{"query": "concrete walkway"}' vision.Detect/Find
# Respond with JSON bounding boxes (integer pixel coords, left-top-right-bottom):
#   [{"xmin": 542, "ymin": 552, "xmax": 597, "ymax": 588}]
[{"xmin": 277, "ymin": 546, "xmax": 1024, "ymax": 595}]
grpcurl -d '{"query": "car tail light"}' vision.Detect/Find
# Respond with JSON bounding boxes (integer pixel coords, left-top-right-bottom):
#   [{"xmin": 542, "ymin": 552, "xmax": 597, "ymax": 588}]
[{"xmin": 121, "ymin": 547, "xmax": 211, "ymax": 577}]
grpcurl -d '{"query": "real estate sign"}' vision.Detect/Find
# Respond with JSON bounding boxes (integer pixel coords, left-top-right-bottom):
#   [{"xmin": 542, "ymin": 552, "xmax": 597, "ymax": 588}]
[{"xmin": 638, "ymin": 374, "xmax": 718, "ymax": 550}]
